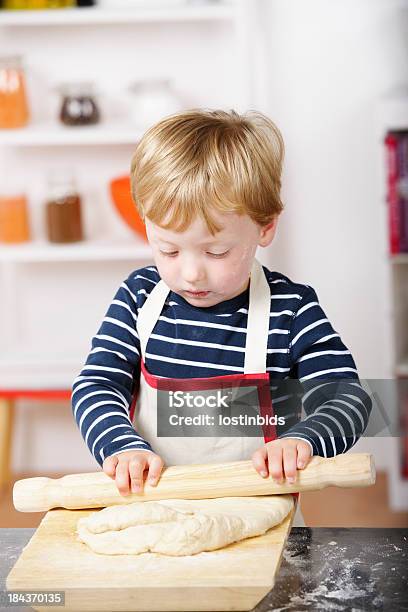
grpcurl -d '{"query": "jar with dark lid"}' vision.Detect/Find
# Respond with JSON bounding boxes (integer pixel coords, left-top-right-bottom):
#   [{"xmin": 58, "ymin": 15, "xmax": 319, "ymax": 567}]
[
  {"xmin": 58, "ymin": 82, "xmax": 100, "ymax": 127},
  {"xmin": 45, "ymin": 173, "xmax": 84, "ymax": 243}
]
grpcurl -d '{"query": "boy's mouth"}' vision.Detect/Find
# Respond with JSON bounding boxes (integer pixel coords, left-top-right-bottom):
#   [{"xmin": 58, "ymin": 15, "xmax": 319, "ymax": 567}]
[{"xmin": 184, "ymin": 290, "xmax": 210, "ymax": 298}]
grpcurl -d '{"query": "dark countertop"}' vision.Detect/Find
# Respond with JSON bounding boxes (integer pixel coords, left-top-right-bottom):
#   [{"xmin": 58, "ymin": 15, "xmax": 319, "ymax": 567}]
[
  {"xmin": 259, "ymin": 528, "xmax": 408, "ymax": 611},
  {"xmin": 0, "ymin": 527, "xmax": 407, "ymax": 611}
]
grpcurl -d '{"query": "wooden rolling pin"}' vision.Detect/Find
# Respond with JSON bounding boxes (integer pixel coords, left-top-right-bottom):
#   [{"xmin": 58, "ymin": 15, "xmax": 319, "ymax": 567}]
[{"xmin": 13, "ymin": 452, "xmax": 375, "ymax": 512}]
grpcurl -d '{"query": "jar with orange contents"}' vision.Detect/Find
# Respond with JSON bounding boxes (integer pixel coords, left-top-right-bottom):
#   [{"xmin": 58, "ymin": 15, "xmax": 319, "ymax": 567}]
[
  {"xmin": 0, "ymin": 56, "xmax": 30, "ymax": 129},
  {"xmin": 3, "ymin": 1, "xmax": 75, "ymax": 8},
  {"xmin": 0, "ymin": 191, "xmax": 31, "ymax": 244}
]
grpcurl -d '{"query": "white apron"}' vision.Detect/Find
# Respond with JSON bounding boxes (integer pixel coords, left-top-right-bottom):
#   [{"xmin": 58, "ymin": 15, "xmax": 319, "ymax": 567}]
[{"xmin": 131, "ymin": 258, "xmax": 305, "ymax": 526}]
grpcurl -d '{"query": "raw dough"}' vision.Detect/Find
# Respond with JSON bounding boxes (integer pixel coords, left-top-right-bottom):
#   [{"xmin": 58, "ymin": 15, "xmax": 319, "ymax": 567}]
[{"xmin": 77, "ymin": 495, "xmax": 293, "ymax": 556}]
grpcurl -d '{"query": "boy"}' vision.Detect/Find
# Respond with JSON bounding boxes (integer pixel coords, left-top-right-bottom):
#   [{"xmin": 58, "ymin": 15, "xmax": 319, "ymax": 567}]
[{"xmin": 72, "ymin": 110, "xmax": 371, "ymax": 526}]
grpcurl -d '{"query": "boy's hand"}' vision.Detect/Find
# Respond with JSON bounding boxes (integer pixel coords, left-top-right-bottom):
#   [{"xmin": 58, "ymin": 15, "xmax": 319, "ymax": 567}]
[
  {"xmin": 103, "ymin": 450, "xmax": 164, "ymax": 496},
  {"xmin": 251, "ymin": 438, "xmax": 311, "ymax": 484}
]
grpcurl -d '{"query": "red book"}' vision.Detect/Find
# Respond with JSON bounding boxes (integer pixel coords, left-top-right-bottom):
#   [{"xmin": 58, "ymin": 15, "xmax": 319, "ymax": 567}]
[
  {"xmin": 396, "ymin": 133, "xmax": 408, "ymax": 253},
  {"xmin": 401, "ymin": 394, "xmax": 408, "ymax": 479},
  {"xmin": 384, "ymin": 132, "xmax": 400, "ymax": 255}
]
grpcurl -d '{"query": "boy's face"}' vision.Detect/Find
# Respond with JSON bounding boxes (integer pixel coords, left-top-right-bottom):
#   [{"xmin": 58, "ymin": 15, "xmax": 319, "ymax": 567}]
[{"xmin": 145, "ymin": 211, "xmax": 278, "ymax": 307}]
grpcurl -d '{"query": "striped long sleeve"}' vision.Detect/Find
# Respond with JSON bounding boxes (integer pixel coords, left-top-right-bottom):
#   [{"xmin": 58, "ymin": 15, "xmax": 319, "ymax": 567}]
[
  {"xmin": 279, "ymin": 286, "xmax": 372, "ymax": 457},
  {"xmin": 71, "ymin": 277, "xmax": 153, "ymax": 467},
  {"xmin": 72, "ymin": 265, "xmax": 372, "ymax": 468}
]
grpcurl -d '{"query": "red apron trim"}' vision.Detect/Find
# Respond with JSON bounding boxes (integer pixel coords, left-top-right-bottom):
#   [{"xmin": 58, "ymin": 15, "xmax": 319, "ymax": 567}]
[
  {"xmin": 130, "ymin": 360, "xmax": 299, "ymax": 502},
  {"xmin": 140, "ymin": 358, "xmax": 270, "ymax": 390},
  {"xmin": 130, "ymin": 359, "xmax": 277, "ymax": 441}
]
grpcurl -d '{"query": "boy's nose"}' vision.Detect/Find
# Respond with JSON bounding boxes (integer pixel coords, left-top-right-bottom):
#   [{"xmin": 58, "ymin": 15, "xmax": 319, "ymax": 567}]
[{"xmin": 181, "ymin": 263, "xmax": 206, "ymax": 285}]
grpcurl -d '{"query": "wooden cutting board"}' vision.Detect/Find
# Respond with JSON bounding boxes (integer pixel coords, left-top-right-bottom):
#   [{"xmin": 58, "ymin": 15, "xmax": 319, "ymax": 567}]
[{"xmin": 6, "ymin": 498, "xmax": 296, "ymax": 612}]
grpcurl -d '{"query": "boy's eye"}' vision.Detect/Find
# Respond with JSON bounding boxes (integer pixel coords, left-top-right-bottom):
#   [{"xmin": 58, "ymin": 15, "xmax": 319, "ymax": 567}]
[
  {"xmin": 207, "ymin": 251, "xmax": 229, "ymax": 258},
  {"xmin": 159, "ymin": 250, "xmax": 229, "ymax": 258}
]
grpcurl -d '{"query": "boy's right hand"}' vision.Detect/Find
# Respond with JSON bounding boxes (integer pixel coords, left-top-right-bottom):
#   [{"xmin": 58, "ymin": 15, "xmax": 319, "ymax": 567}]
[{"xmin": 103, "ymin": 450, "xmax": 164, "ymax": 497}]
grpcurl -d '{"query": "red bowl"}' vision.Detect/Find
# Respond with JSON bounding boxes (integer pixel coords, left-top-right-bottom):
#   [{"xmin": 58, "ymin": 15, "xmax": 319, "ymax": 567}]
[{"xmin": 109, "ymin": 175, "xmax": 147, "ymax": 241}]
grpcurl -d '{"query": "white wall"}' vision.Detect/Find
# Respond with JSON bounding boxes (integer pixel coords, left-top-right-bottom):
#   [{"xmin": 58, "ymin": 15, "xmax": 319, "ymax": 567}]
[
  {"xmin": 259, "ymin": 0, "xmax": 408, "ymax": 473},
  {"xmin": 10, "ymin": 0, "xmax": 408, "ymax": 474},
  {"xmin": 263, "ymin": 0, "xmax": 408, "ymax": 379}
]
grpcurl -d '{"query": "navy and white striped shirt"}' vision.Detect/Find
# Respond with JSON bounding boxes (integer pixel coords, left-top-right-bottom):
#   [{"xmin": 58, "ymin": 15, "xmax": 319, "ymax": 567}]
[{"xmin": 72, "ymin": 265, "xmax": 371, "ymax": 467}]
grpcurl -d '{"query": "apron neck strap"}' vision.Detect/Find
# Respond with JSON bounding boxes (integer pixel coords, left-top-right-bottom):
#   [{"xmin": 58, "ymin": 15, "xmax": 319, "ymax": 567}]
[
  {"xmin": 244, "ymin": 258, "xmax": 270, "ymax": 374},
  {"xmin": 136, "ymin": 277, "xmax": 171, "ymax": 359},
  {"xmin": 136, "ymin": 258, "xmax": 270, "ymax": 374}
]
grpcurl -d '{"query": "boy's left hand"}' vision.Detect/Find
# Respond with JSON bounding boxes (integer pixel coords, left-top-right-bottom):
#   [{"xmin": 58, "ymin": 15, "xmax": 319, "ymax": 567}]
[{"xmin": 251, "ymin": 438, "xmax": 312, "ymax": 484}]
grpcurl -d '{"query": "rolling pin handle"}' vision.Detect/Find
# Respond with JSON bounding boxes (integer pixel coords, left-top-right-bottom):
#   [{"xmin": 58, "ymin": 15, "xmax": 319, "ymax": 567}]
[{"xmin": 13, "ymin": 477, "xmax": 55, "ymax": 513}]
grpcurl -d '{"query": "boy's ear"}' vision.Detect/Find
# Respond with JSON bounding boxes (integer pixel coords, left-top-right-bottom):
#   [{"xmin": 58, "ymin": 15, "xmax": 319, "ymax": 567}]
[{"xmin": 258, "ymin": 216, "xmax": 279, "ymax": 247}]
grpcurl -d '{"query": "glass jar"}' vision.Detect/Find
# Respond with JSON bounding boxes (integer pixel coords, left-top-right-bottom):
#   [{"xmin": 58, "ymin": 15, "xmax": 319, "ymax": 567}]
[
  {"xmin": 99, "ymin": 0, "xmax": 185, "ymax": 7},
  {"xmin": 127, "ymin": 79, "xmax": 182, "ymax": 127},
  {"xmin": 58, "ymin": 82, "xmax": 100, "ymax": 127},
  {"xmin": 45, "ymin": 173, "xmax": 84, "ymax": 243},
  {"xmin": 3, "ymin": 1, "xmax": 31, "ymax": 7},
  {"xmin": 0, "ymin": 192, "xmax": 31, "ymax": 244},
  {"xmin": 0, "ymin": 56, "xmax": 30, "ymax": 129},
  {"xmin": 3, "ymin": 1, "xmax": 74, "ymax": 8}
]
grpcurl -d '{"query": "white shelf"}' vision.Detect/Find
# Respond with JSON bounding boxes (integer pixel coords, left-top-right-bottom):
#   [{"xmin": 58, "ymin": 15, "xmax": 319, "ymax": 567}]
[
  {"xmin": 0, "ymin": 4, "xmax": 234, "ymax": 26},
  {"xmin": 388, "ymin": 437, "xmax": 408, "ymax": 512},
  {"xmin": 391, "ymin": 254, "xmax": 408, "ymax": 264},
  {"xmin": 0, "ymin": 122, "xmax": 144, "ymax": 147},
  {"xmin": 377, "ymin": 96, "xmax": 408, "ymax": 134},
  {"xmin": 396, "ymin": 357, "xmax": 408, "ymax": 377},
  {"xmin": 0, "ymin": 239, "xmax": 152, "ymax": 262},
  {"xmin": 0, "ymin": 349, "xmax": 81, "ymax": 389}
]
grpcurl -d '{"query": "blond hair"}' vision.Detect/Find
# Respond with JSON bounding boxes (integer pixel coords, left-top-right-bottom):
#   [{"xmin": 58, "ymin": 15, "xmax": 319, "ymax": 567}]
[{"xmin": 130, "ymin": 109, "xmax": 284, "ymax": 235}]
